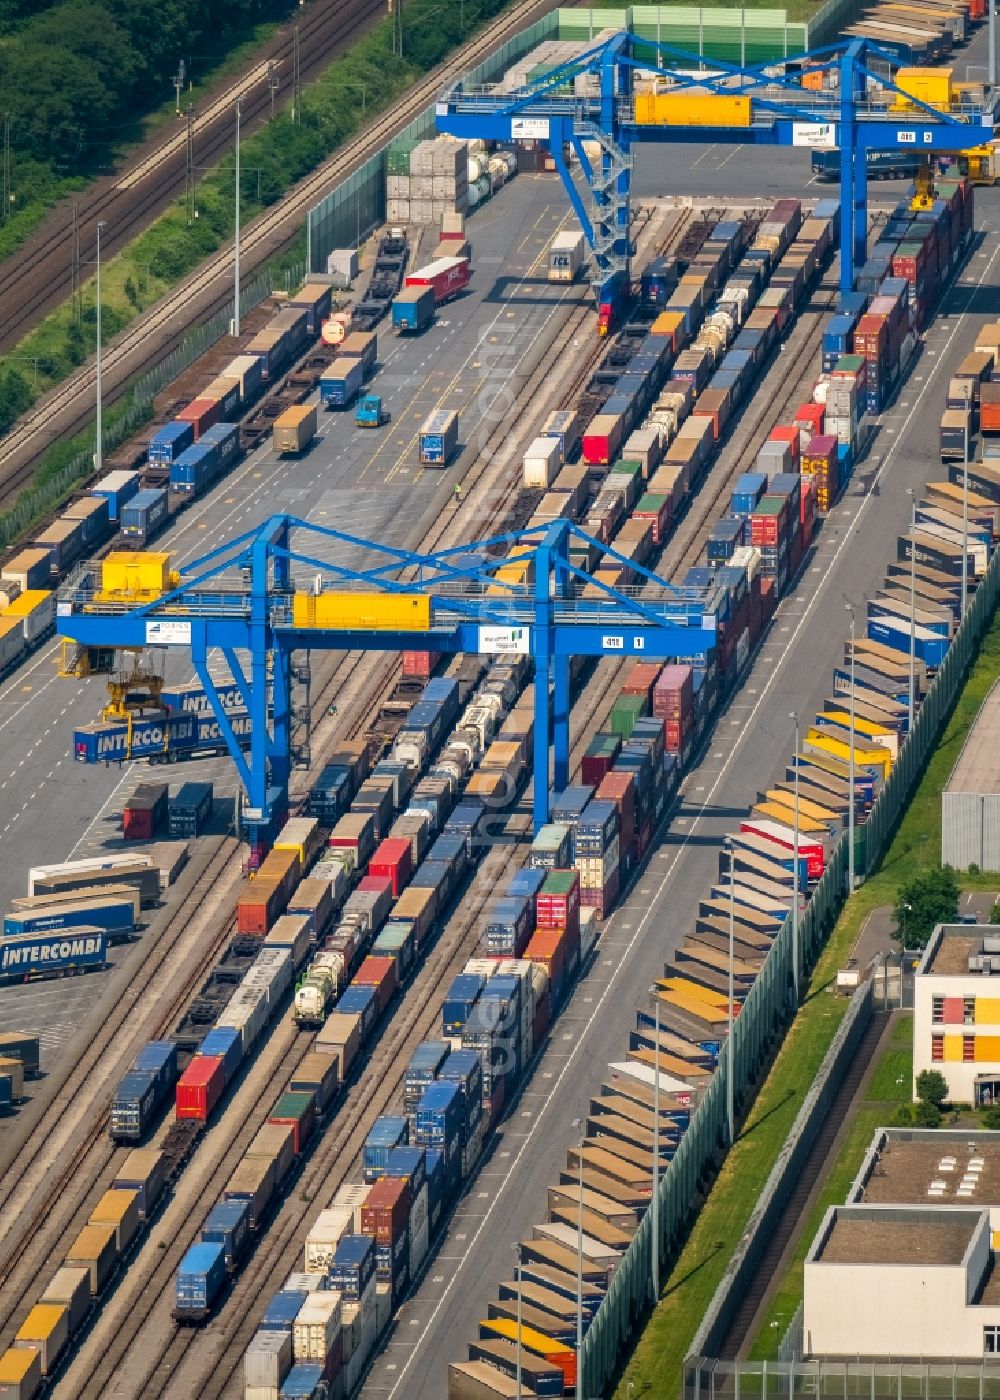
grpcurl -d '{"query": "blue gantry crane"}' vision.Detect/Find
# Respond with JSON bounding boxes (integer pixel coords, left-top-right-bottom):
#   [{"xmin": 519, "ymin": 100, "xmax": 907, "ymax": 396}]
[
  {"xmin": 435, "ymin": 30, "xmax": 996, "ymax": 312},
  {"xmin": 57, "ymin": 517, "xmax": 721, "ymax": 840}
]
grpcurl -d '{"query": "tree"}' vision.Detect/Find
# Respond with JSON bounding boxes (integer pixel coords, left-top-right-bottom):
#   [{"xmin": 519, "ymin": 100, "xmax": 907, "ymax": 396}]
[
  {"xmin": 892, "ymin": 866, "xmax": 960, "ymax": 949},
  {"xmin": 990, "ymin": 903, "xmax": 1000, "ymax": 926},
  {"xmin": 916, "ymin": 1069, "xmax": 949, "ymax": 1109},
  {"xmin": 0, "ymin": 366, "xmax": 32, "ymax": 435},
  {"xmin": 982, "ymin": 1105, "xmax": 1000, "ymax": 1130}
]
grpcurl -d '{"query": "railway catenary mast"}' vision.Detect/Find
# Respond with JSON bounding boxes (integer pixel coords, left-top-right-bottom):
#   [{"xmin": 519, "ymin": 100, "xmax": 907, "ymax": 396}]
[
  {"xmin": 434, "ymin": 31, "xmax": 995, "ymax": 318},
  {"xmin": 57, "ymin": 516, "xmax": 719, "ymax": 847}
]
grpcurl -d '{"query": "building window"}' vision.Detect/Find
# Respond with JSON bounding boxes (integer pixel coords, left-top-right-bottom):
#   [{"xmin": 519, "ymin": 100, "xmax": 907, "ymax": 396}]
[
  {"xmin": 933, "ymin": 995, "xmax": 945, "ymax": 1023},
  {"xmin": 965, "ymin": 1036, "xmax": 976, "ymax": 1061},
  {"xmin": 965, "ymin": 998, "xmax": 977, "ymax": 1026},
  {"xmin": 932, "ymin": 1035, "xmax": 944, "ymax": 1062},
  {"xmin": 985, "ymin": 1328, "xmax": 1000, "ymax": 1355}
]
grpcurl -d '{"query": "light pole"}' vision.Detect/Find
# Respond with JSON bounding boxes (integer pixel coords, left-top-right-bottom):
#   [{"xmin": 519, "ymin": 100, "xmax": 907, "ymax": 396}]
[
  {"xmin": 846, "ymin": 603, "xmax": 856, "ymax": 893},
  {"xmin": 95, "ymin": 220, "xmax": 107, "ymax": 474},
  {"xmin": 724, "ymin": 838, "xmax": 736, "ymax": 1146},
  {"xmin": 905, "ymin": 487, "xmax": 916, "ymax": 729},
  {"xmin": 514, "ymin": 1242, "xmax": 522, "ymax": 1400},
  {"xmin": 790, "ymin": 711, "xmax": 801, "ymax": 1003},
  {"xmin": 234, "ymin": 99, "xmax": 241, "ymax": 337},
  {"xmin": 962, "ymin": 416, "xmax": 969, "ymax": 620},
  {"xmin": 648, "ymin": 986, "xmax": 661, "ymax": 1305},
  {"xmin": 990, "ymin": 0, "xmax": 996, "ymax": 88}
]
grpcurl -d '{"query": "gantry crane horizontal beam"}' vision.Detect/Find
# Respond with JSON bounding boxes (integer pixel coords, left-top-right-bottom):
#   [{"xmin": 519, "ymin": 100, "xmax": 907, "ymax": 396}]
[{"xmin": 58, "ymin": 517, "xmax": 720, "ymax": 834}]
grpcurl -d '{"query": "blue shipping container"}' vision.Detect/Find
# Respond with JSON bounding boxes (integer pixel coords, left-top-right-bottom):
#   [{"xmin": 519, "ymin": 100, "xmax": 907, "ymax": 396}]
[
  {"xmin": 175, "ymin": 1240, "xmax": 227, "ymax": 1313},
  {"xmin": 337, "ymin": 984, "xmax": 378, "ymax": 1039},
  {"xmin": 170, "ymin": 440, "xmax": 220, "ymax": 494},
  {"xmin": 202, "ymin": 1198, "xmax": 250, "ymax": 1268},
  {"xmin": 281, "ymin": 1365, "xmax": 326, "ymax": 1400},
  {"xmin": 198, "ymin": 1026, "xmax": 243, "ymax": 1085},
  {"xmin": 148, "ymin": 420, "xmax": 195, "ymax": 466},
  {"xmin": 262, "ymin": 1289, "xmax": 308, "ymax": 1332},
  {"xmin": 120, "ymin": 487, "xmax": 169, "ymax": 541}
]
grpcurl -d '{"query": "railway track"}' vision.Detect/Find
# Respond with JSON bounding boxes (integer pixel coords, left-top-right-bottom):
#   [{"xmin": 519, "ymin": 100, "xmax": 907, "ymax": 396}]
[
  {"xmin": 0, "ymin": 0, "xmax": 387, "ymax": 357},
  {"xmin": 44, "ymin": 212, "xmax": 686, "ymax": 1400},
  {"xmin": 717, "ymin": 1009, "xmax": 892, "ymax": 1359},
  {"xmin": 0, "ymin": 0, "xmax": 574, "ymax": 511}
]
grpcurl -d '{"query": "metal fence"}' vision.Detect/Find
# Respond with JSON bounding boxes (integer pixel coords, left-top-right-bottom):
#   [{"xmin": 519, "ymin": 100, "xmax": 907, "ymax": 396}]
[
  {"xmin": 684, "ymin": 1357, "xmax": 1000, "ymax": 1400},
  {"xmin": 0, "ymin": 269, "xmax": 275, "ymax": 551},
  {"xmin": 579, "ymin": 553, "xmax": 1000, "ymax": 1397}
]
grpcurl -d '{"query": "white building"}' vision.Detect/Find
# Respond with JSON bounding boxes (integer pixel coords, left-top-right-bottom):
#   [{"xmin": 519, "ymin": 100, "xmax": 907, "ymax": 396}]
[
  {"xmin": 913, "ymin": 924, "xmax": 1000, "ymax": 1106},
  {"xmin": 803, "ymin": 1129, "xmax": 1000, "ymax": 1361}
]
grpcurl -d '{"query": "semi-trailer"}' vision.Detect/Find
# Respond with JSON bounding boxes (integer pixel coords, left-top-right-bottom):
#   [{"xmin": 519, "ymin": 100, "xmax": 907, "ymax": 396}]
[
  {"xmin": 0, "ymin": 929, "xmax": 107, "ymax": 982},
  {"xmin": 320, "ymin": 357, "xmax": 365, "ymax": 409},
  {"xmin": 548, "ymin": 230, "xmax": 585, "ymax": 282},
  {"xmin": 420, "ymin": 410, "xmax": 460, "ymax": 467},
  {"xmin": 273, "ymin": 404, "xmax": 318, "ymax": 455},
  {"xmin": 391, "ymin": 285, "xmax": 436, "ymax": 334},
  {"xmin": 404, "ymin": 255, "xmax": 471, "ymax": 304}
]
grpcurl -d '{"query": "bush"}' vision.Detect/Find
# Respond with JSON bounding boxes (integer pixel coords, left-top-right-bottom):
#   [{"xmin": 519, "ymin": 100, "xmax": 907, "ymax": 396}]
[
  {"xmin": 915, "ymin": 1069, "xmax": 949, "ymax": 1109},
  {"xmin": 913, "ymin": 1100, "xmax": 942, "ymax": 1128},
  {"xmin": 982, "ymin": 1105, "xmax": 1000, "ymax": 1130}
]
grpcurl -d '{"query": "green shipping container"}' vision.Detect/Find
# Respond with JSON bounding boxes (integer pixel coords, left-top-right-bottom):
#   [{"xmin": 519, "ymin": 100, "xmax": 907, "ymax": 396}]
[
  {"xmin": 272, "ymin": 1090, "xmax": 314, "ymax": 1121},
  {"xmin": 610, "ymin": 693, "xmax": 646, "ymax": 739},
  {"xmin": 612, "ymin": 460, "xmax": 642, "ymax": 478},
  {"xmin": 636, "ymin": 492, "xmax": 667, "ymax": 514},
  {"xmin": 541, "ymin": 870, "xmax": 577, "ymax": 895},
  {"xmin": 755, "ymin": 497, "xmax": 785, "ymax": 517}
]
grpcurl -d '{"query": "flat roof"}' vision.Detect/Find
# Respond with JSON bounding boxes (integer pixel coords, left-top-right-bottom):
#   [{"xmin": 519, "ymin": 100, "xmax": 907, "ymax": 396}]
[
  {"xmin": 858, "ymin": 1134, "xmax": 1000, "ymax": 1209},
  {"xmin": 947, "ymin": 681, "xmax": 1000, "ymax": 794},
  {"xmin": 922, "ymin": 927, "xmax": 985, "ymax": 974},
  {"xmin": 818, "ymin": 1214, "xmax": 974, "ymax": 1266}
]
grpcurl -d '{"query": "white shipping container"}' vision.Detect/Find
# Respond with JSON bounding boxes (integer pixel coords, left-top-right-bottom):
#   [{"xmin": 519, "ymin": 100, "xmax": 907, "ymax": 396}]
[
  {"xmin": 376, "ymin": 1281, "xmax": 393, "ymax": 1337},
  {"xmin": 533, "ymin": 1219, "xmax": 624, "ymax": 1265},
  {"xmin": 29, "ymin": 852, "xmax": 154, "ymax": 891},
  {"xmin": 522, "ymin": 436, "xmax": 562, "ymax": 489},
  {"xmin": 333, "ymin": 1182, "xmax": 371, "ymax": 1233},
  {"xmin": 0, "ymin": 617, "xmax": 26, "ymax": 672},
  {"xmin": 284, "ymin": 1271, "xmax": 328, "ymax": 1294},
  {"xmin": 608, "ymin": 1058, "xmax": 695, "ymax": 1098},
  {"xmin": 244, "ymin": 1329, "xmax": 292, "ymax": 1390},
  {"xmin": 304, "ymin": 1207, "xmax": 353, "ymax": 1272},
  {"xmin": 340, "ymin": 1301, "xmax": 359, "ymax": 1362},
  {"xmin": 548, "ymin": 230, "xmax": 585, "ymax": 282},
  {"xmin": 292, "ymin": 1291, "xmax": 342, "ymax": 1363}
]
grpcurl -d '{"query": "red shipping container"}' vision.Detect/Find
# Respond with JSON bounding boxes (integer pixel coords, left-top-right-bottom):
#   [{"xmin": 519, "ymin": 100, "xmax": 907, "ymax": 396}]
[
  {"xmin": 653, "ymin": 663, "xmax": 694, "ymax": 719},
  {"xmin": 369, "ymin": 837, "xmax": 414, "ymax": 897},
  {"xmin": 596, "ymin": 771, "xmax": 636, "ymax": 827},
  {"xmin": 176, "ymin": 397, "xmax": 221, "ymax": 440},
  {"xmin": 361, "ymin": 1175, "xmax": 411, "ymax": 1245},
  {"xmin": 768, "ymin": 425, "xmax": 800, "ymax": 469},
  {"xmin": 402, "ymin": 651, "xmax": 439, "ymax": 678},
  {"xmin": 794, "ymin": 402, "xmax": 824, "ymax": 437},
  {"xmin": 536, "ymin": 871, "xmax": 580, "ymax": 932},
  {"xmin": 800, "ymin": 475, "xmax": 817, "ymax": 527},
  {"xmin": 269, "ymin": 1095, "xmax": 316, "ymax": 1154},
  {"xmin": 633, "ymin": 495, "xmax": 670, "ymax": 545},
  {"xmin": 176, "ymin": 1055, "xmax": 226, "ymax": 1120},
  {"xmin": 524, "ymin": 926, "xmax": 567, "ymax": 988},
  {"xmin": 803, "ymin": 434, "xmax": 837, "ymax": 468},
  {"xmin": 581, "ymin": 752, "xmax": 617, "ymax": 786},
  {"xmin": 621, "ymin": 661, "xmax": 662, "ymax": 706},
  {"xmin": 236, "ymin": 878, "xmax": 283, "ymax": 936},
  {"xmin": 353, "ymin": 955, "xmax": 397, "ymax": 1011},
  {"xmin": 359, "ymin": 874, "xmax": 394, "ymax": 901}
]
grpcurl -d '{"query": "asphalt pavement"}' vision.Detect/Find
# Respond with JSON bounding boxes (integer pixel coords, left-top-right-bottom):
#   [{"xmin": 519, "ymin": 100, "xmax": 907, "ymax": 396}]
[
  {"xmin": 359, "ymin": 169, "xmax": 1000, "ymax": 1400},
  {"xmin": 0, "ymin": 170, "xmax": 577, "ymax": 1067}
]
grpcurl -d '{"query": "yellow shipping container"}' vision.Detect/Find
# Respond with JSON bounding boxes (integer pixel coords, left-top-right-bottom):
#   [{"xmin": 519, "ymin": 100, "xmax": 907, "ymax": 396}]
[
  {"xmin": 4, "ymin": 588, "xmax": 51, "ymax": 617},
  {"xmin": 651, "ymin": 93, "xmax": 752, "ymax": 127},
  {"xmin": 658, "ymin": 976, "xmax": 729, "ymax": 1009},
  {"xmin": 650, "ymin": 310, "xmax": 685, "ymax": 337},
  {"xmin": 99, "ymin": 551, "xmax": 175, "ymax": 600},
  {"xmin": 763, "ymin": 791, "xmax": 838, "ymax": 825},
  {"xmin": 890, "ymin": 65, "xmax": 953, "ymax": 111},
  {"xmin": 292, "ymin": 591, "xmax": 430, "ymax": 631},
  {"xmin": 89, "ymin": 1188, "xmax": 141, "ymax": 1252},
  {"xmin": 0, "ymin": 1347, "xmax": 42, "ymax": 1388}
]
